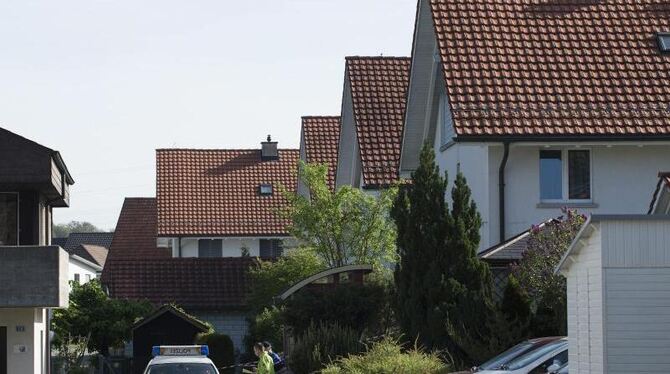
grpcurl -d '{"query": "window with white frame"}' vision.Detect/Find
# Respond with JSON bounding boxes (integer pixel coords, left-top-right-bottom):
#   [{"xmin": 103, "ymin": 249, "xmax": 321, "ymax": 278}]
[{"xmin": 539, "ymin": 149, "xmax": 591, "ymax": 201}]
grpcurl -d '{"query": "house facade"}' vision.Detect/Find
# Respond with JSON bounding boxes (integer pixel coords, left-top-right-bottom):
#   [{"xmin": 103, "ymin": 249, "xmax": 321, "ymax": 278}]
[
  {"xmin": 335, "ymin": 56, "xmax": 410, "ymax": 192},
  {"xmin": 0, "ymin": 127, "xmax": 73, "ymax": 374},
  {"xmin": 399, "ymin": 0, "xmax": 670, "ymax": 253},
  {"xmin": 102, "ymin": 138, "xmax": 299, "ymax": 352},
  {"xmin": 155, "ymin": 138, "xmax": 298, "ymax": 258}
]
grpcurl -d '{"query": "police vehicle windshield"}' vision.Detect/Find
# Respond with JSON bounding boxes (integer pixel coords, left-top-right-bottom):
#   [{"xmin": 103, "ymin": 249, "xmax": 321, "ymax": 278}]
[{"xmin": 146, "ymin": 363, "xmax": 217, "ymax": 374}]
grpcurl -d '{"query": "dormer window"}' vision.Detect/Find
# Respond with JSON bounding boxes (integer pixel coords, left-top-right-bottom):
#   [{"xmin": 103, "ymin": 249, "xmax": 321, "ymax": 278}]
[
  {"xmin": 658, "ymin": 32, "xmax": 670, "ymax": 53},
  {"xmin": 259, "ymin": 184, "xmax": 273, "ymax": 196}
]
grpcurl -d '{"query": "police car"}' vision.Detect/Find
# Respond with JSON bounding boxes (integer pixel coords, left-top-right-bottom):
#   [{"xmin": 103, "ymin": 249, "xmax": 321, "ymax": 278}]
[{"xmin": 143, "ymin": 345, "xmax": 219, "ymax": 374}]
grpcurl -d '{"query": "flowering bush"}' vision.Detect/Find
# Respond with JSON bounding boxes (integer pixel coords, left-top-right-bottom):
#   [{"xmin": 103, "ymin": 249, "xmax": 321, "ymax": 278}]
[{"xmin": 512, "ymin": 208, "xmax": 586, "ymax": 336}]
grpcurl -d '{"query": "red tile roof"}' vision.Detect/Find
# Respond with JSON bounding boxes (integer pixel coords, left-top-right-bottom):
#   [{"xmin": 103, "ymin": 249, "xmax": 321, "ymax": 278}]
[
  {"xmin": 105, "ymin": 198, "xmax": 171, "ymax": 261},
  {"xmin": 301, "ymin": 116, "xmax": 341, "ymax": 190},
  {"xmin": 346, "ymin": 56, "xmax": 411, "ymax": 187},
  {"xmin": 102, "ymin": 257, "xmax": 254, "ymax": 310},
  {"xmin": 156, "ymin": 149, "xmax": 299, "ymax": 237},
  {"xmin": 102, "ymin": 198, "xmax": 255, "ymax": 310},
  {"xmin": 430, "ymin": 0, "xmax": 670, "ymax": 137}
]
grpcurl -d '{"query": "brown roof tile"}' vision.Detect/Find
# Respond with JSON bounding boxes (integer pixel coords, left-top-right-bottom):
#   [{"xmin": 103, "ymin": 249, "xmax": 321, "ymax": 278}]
[
  {"xmin": 429, "ymin": 0, "xmax": 670, "ymax": 137},
  {"xmin": 156, "ymin": 149, "xmax": 299, "ymax": 237},
  {"xmin": 74, "ymin": 244, "xmax": 109, "ymax": 267},
  {"xmin": 102, "ymin": 198, "xmax": 254, "ymax": 310},
  {"xmin": 301, "ymin": 116, "xmax": 341, "ymax": 190},
  {"xmin": 346, "ymin": 56, "xmax": 411, "ymax": 187}
]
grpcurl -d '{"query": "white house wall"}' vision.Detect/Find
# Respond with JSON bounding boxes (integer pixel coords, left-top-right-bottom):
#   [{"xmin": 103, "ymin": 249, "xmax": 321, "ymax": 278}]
[
  {"xmin": 485, "ymin": 143, "xmax": 670, "ymax": 249},
  {"xmin": 400, "ymin": 0, "xmax": 439, "ymax": 174},
  {"xmin": 566, "ymin": 225, "xmax": 604, "ymax": 374},
  {"xmin": 68, "ymin": 258, "xmax": 99, "ymax": 284},
  {"xmin": 335, "ymin": 76, "xmax": 361, "ymax": 188},
  {"xmin": 433, "ymin": 126, "xmax": 491, "ymax": 249},
  {"xmin": 0, "ymin": 308, "xmax": 47, "ymax": 374}
]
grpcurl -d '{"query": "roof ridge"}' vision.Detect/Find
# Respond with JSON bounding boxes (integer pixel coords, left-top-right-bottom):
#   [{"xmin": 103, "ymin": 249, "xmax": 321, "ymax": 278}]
[
  {"xmin": 345, "ymin": 55, "xmax": 411, "ymax": 60},
  {"xmin": 156, "ymin": 148, "xmax": 300, "ymax": 152},
  {"xmin": 301, "ymin": 115, "xmax": 341, "ymax": 119}
]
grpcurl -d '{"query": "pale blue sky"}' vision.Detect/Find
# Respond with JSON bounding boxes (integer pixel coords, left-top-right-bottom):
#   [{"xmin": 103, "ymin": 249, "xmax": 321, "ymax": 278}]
[{"xmin": 0, "ymin": 0, "xmax": 416, "ymax": 229}]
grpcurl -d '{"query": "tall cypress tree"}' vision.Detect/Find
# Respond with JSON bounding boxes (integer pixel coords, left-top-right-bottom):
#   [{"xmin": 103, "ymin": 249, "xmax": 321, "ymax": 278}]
[
  {"xmin": 392, "ymin": 144, "xmax": 496, "ymax": 360},
  {"xmin": 444, "ymin": 172, "xmax": 495, "ymax": 335},
  {"xmin": 391, "ymin": 144, "xmax": 450, "ymax": 350}
]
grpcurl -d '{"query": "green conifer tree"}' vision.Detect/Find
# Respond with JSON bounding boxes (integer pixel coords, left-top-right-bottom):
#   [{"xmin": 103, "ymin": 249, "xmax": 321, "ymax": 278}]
[{"xmin": 391, "ymin": 144, "xmax": 450, "ymax": 350}]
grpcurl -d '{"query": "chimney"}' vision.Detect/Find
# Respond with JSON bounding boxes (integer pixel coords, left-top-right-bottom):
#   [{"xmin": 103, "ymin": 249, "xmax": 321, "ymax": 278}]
[{"xmin": 261, "ymin": 135, "xmax": 279, "ymax": 160}]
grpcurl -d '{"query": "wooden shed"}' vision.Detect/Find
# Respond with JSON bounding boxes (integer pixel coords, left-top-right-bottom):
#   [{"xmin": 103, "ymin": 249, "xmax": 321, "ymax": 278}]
[
  {"xmin": 557, "ymin": 215, "xmax": 670, "ymax": 374},
  {"xmin": 132, "ymin": 305, "xmax": 210, "ymax": 374}
]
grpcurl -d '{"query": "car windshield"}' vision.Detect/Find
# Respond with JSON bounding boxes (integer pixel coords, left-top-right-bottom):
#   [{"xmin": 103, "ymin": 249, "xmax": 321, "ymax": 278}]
[
  {"xmin": 477, "ymin": 341, "xmax": 535, "ymax": 370},
  {"xmin": 147, "ymin": 363, "xmax": 217, "ymax": 374},
  {"xmin": 505, "ymin": 340, "xmax": 567, "ymax": 370}
]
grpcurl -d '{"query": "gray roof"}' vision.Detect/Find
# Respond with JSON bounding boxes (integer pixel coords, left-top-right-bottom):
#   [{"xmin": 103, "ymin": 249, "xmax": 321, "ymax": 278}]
[
  {"xmin": 63, "ymin": 232, "xmax": 114, "ymax": 252},
  {"xmin": 479, "ymin": 219, "xmax": 557, "ymax": 262}
]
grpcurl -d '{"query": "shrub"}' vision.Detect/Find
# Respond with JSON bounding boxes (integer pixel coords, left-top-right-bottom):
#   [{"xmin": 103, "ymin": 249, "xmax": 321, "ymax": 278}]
[
  {"xmin": 283, "ymin": 283, "xmax": 388, "ymax": 336},
  {"xmin": 289, "ymin": 323, "xmax": 363, "ymax": 374},
  {"xmin": 244, "ymin": 306, "xmax": 284, "ymax": 353},
  {"xmin": 195, "ymin": 333, "xmax": 235, "ymax": 373},
  {"xmin": 322, "ymin": 337, "xmax": 449, "ymax": 374}
]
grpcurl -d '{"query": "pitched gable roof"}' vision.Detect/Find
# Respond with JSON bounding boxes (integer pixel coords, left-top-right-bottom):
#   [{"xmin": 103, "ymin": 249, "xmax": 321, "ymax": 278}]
[
  {"xmin": 72, "ymin": 244, "xmax": 108, "ymax": 267},
  {"xmin": 301, "ymin": 116, "xmax": 341, "ymax": 190},
  {"xmin": 63, "ymin": 232, "xmax": 114, "ymax": 252},
  {"xmin": 346, "ymin": 56, "xmax": 411, "ymax": 187},
  {"xmin": 156, "ymin": 149, "xmax": 299, "ymax": 237},
  {"xmin": 429, "ymin": 0, "xmax": 670, "ymax": 137},
  {"xmin": 479, "ymin": 219, "xmax": 557, "ymax": 263},
  {"xmin": 102, "ymin": 197, "xmax": 254, "ymax": 310}
]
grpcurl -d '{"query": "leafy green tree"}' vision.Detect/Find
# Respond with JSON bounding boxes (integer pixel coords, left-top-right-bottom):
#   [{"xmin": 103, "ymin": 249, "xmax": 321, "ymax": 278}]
[
  {"xmin": 282, "ymin": 161, "xmax": 397, "ymax": 269},
  {"xmin": 392, "ymin": 144, "xmax": 494, "ymax": 361},
  {"xmin": 53, "ymin": 220, "xmax": 106, "ymax": 238},
  {"xmin": 513, "ymin": 209, "xmax": 585, "ymax": 336},
  {"xmin": 52, "ymin": 280, "xmax": 152, "ymax": 356}
]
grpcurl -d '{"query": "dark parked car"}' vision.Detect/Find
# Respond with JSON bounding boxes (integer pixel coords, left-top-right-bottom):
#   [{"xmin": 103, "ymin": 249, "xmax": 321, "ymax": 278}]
[{"xmin": 472, "ymin": 337, "xmax": 564, "ymax": 372}]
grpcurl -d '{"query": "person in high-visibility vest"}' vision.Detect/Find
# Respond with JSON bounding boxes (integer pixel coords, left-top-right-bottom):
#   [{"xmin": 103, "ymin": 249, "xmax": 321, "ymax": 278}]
[{"xmin": 254, "ymin": 342, "xmax": 275, "ymax": 374}]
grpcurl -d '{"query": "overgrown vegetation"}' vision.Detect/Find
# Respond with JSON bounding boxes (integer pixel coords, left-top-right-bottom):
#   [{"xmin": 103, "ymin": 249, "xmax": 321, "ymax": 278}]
[
  {"xmin": 282, "ymin": 282, "xmax": 390, "ymax": 336},
  {"xmin": 322, "ymin": 337, "xmax": 450, "ymax": 374},
  {"xmin": 52, "ymin": 280, "xmax": 152, "ymax": 356},
  {"xmin": 289, "ymin": 323, "xmax": 363, "ymax": 374},
  {"xmin": 244, "ymin": 248, "xmax": 325, "ymax": 352},
  {"xmin": 195, "ymin": 332, "xmax": 235, "ymax": 374}
]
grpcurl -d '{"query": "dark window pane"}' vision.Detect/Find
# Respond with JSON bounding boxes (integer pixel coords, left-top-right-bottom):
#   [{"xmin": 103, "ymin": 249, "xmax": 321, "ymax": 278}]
[
  {"xmin": 259, "ymin": 239, "xmax": 272, "ymax": 257},
  {"xmin": 198, "ymin": 239, "xmax": 222, "ymax": 258},
  {"xmin": 540, "ymin": 151, "xmax": 562, "ymax": 200},
  {"xmin": 259, "ymin": 239, "xmax": 283, "ymax": 258},
  {"xmin": 0, "ymin": 193, "xmax": 18, "ymax": 245},
  {"xmin": 568, "ymin": 150, "xmax": 590, "ymax": 200}
]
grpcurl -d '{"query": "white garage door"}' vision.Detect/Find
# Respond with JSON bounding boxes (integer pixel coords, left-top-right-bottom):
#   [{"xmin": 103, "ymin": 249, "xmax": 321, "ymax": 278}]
[{"xmin": 605, "ymin": 268, "xmax": 670, "ymax": 373}]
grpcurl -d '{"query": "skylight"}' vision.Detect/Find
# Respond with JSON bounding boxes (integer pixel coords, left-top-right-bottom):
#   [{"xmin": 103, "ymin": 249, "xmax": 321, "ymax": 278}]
[
  {"xmin": 658, "ymin": 33, "xmax": 670, "ymax": 53},
  {"xmin": 259, "ymin": 184, "xmax": 273, "ymax": 196}
]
